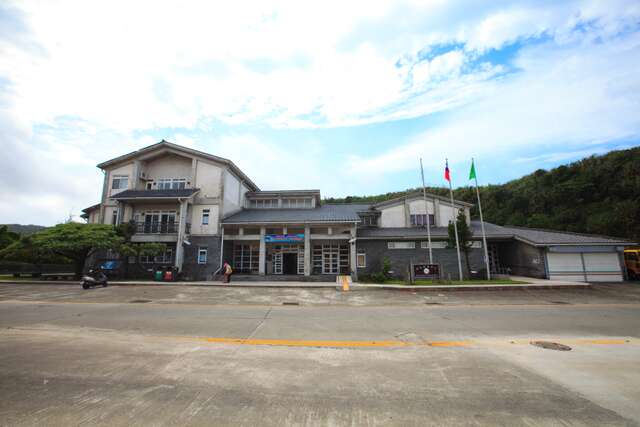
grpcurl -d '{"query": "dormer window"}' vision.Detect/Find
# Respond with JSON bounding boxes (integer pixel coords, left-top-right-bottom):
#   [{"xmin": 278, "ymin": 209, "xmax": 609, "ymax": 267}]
[
  {"xmin": 282, "ymin": 198, "xmax": 312, "ymax": 208},
  {"xmin": 249, "ymin": 199, "xmax": 277, "ymax": 209}
]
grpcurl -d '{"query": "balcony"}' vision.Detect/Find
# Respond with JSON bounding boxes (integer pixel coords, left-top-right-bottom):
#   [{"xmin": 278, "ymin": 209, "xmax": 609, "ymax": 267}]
[
  {"xmin": 134, "ymin": 222, "xmax": 191, "ymax": 234},
  {"xmin": 130, "ymin": 222, "xmax": 191, "ymax": 243}
]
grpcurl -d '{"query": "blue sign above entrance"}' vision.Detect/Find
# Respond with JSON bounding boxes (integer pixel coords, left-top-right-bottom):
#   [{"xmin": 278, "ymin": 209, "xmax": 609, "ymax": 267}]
[{"xmin": 265, "ymin": 234, "xmax": 305, "ymax": 243}]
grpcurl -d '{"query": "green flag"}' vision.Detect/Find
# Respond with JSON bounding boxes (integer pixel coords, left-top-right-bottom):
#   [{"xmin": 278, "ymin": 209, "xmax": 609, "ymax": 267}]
[{"xmin": 469, "ymin": 160, "xmax": 476, "ymax": 180}]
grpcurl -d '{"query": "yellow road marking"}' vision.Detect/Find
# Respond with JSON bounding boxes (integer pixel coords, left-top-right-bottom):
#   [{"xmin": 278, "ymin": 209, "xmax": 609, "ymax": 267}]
[
  {"xmin": 206, "ymin": 337, "xmax": 411, "ymax": 347},
  {"xmin": 175, "ymin": 336, "xmax": 474, "ymax": 348}
]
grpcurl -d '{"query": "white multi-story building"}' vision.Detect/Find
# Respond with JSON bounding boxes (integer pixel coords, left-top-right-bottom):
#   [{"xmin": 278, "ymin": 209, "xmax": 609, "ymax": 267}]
[{"xmin": 84, "ymin": 140, "xmax": 632, "ymax": 282}]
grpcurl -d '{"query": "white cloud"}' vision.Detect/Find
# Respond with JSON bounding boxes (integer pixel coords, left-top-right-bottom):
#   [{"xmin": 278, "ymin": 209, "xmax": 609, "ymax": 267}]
[
  {"xmin": 349, "ymin": 30, "xmax": 640, "ymax": 179},
  {"xmin": 1, "ymin": 0, "xmax": 640, "ymax": 223},
  {"xmin": 4, "ymin": 0, "xmax": 637, "ymax": 132}
]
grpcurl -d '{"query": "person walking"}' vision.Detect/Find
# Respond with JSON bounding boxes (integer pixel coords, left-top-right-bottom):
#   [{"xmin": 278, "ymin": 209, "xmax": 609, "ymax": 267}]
[{"xmin": 222, "ymin": 261, "xmax": 233, "ymax": 283}]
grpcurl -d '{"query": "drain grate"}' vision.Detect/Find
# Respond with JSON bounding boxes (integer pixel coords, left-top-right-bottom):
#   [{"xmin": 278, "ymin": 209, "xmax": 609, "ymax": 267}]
[
  {"xmin": 550, "ymin": 301, "xmax": 570, "ymax": 305},
  {"xmin": 425, "ymin": 302, "xmax": 442, "ymax": 305},
  {"xmin": 282, "ymin": 301, "xmax": 299, "ymax": 306},
  {"xmin": 129, "ymin": 299, "xmax": 152, "ymax": 304},
  {"xmin": 531, "ymin": 341, "xmax": 572, "ymax": 351}
]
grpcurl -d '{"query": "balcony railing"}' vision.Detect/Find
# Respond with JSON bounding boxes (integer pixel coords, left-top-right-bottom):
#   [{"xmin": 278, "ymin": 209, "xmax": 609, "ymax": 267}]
[{"xmin": 134, "ymin": 222, "xmax": 191, "ymax": 234}]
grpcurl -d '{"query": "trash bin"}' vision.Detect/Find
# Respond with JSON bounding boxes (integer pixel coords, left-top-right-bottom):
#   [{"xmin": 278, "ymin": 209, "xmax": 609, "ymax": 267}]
[
  {"xmin": 154, "ymin": 269, "xmax": 164, "ymax": 281},
  {"xmin": 164, "ymin": 269, "xmax": 173, "ymax": 282}
]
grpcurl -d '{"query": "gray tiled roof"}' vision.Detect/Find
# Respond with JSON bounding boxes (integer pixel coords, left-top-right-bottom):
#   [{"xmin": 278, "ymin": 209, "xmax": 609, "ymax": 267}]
[
  {"xmin": 223, "ymin": 204, "xmax": 371, "ymax": 224},
  {"xmin": 357, "ymin": 221, "xmax": 632, "ymax": 245},
  {"xmin": 110, "ymin": 189, "xmax": 199, "ymax": 199},
  {"xmin": 494, "ymin": 223, "xmax": 631, "ymax": 245}
]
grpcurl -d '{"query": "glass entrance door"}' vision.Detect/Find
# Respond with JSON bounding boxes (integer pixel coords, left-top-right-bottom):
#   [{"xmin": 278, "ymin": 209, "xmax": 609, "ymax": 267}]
[{"xmin": 322, "ymin": 250, "xmax": 339, "ymax": 274}]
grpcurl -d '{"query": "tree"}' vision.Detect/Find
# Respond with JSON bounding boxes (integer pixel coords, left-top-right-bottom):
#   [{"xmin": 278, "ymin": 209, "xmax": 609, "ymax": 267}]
[
  {"xmin": 115, "ymin": 221, "xmax": 166, "ymax": 278},
  {"xmin": 0, "ymin": 234, "xmax": 71, "ymax": 266},
  {"xmin": 448, "ymin": 210, "xmax": 474, "ymax": 277},
  {"xmin": 28, "ymin": 223, "xmax": 123, "ymax": 279}
]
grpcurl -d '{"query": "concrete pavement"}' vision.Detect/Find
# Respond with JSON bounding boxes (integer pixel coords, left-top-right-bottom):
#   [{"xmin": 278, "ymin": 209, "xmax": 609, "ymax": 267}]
[{"xmin": 0, "ymin": 282, "xmax": 639, "ymax": 426}]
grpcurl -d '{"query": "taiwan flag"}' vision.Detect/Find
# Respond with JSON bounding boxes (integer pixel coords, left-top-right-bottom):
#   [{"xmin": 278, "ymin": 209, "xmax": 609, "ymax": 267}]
[{"xmin": 444, "ymin": 160, "xmax": 451, "ymax": 182}]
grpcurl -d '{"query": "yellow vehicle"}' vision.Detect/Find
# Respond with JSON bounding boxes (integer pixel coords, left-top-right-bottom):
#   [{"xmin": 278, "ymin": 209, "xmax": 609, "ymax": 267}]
[{"xmin": 624, "ymin": 248, "xmax": 640, "ymax": 280}]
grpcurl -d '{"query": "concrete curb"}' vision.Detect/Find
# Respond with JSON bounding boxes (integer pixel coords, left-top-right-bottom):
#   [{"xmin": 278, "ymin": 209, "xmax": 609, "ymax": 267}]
[
  {"xmin": 1, "ymin": 280, "xmax": 592, "ymax": 290},
  {"xmin": 351, "ymin": 283, "xmax": 592, "ymax": 291},
  {"xmin": 0, "ymin": 280, "xmax": 339, "ymax": 289}
]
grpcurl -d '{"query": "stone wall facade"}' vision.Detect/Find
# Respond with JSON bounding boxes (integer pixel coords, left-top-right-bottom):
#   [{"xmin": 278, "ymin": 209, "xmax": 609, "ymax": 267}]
[
  {"xmin": 181, "ymin": 236, "xmax": 222, "ymax": 281},
  {"xmin": 356, "ymin": 239, "xmax": 485, "ymax": 280}
]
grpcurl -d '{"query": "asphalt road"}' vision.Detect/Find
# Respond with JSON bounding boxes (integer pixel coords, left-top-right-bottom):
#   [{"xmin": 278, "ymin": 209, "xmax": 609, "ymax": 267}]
[{"xmin": 1, "ymin": 282, "xmax": 639, "ymax": 426}]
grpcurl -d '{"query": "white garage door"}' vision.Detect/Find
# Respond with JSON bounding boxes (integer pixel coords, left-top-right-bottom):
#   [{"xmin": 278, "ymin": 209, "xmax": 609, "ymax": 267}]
[
  {"xmin": 583, "ymin": 253, "xmax": 623, "ymax": 282},
  {"xmin": 547, "ymin": 253, "xmax": 586, "ymax": 282},
  {"xmin": 547, "ymin": 252, "xmax": 622, "ymax": 282}
]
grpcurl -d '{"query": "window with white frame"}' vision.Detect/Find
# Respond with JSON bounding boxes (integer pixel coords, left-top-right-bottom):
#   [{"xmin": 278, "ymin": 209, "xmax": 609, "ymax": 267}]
[
  {"xmin": 202, "ymin": 209, "xmax": 210, "ymax": 225},
  {"xmin": 420, "ymin": 241, "xmax": 447, "ymax": 249},
  {"xmin": 157, "ymin": 178, "xmax": 186, "ymax": 190},
  {"xmin": 140, "ymin": 247, "xmax": 173, "ymax": 264},
  {"xmin": 249, "ymin": 199, "xmax": 278, "ymax": 209},
  {"xmin": 111, "ymin": 175, "xmax": 128, "ymax": 190},
  {"xmin": 281, "ymin": 198, "xmax": 312, "ymax": 208},
  {"xmin": 387, "ymin": 241, "xmax": 415, "ymax": 249},
  {"xmin": 111, "ymin": 209, "xmax": 118, "ymax": 225},
  {"xmin": 197, "ymin": 247, "xmax": 208, "ymax": 264},
  {"xmin": 410, "ymin": 214, "xmax": 435, "ymax": 227},
  {"xmin": 359, "ymin": 214, "xmax": 378, "ymax": 227},
  {"xmin": 356, "ymin": 252, "xmax": 366, "ymax": 268}
]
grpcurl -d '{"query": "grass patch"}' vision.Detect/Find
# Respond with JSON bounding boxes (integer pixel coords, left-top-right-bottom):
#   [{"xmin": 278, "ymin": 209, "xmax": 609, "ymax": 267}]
[
  {"xmin": 0, "ymin": 274, "xmax": 39, "ymax": 281},
  {"xmin": 366, "ymin": 279, "xmax": 530, "ymax": 286}
]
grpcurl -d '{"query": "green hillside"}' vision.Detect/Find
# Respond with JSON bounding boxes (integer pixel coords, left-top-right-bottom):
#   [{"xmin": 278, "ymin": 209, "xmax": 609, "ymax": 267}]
[
  {"xmin": 1, "ymin": 224, "xmax": 47, "ymax": 236},
  {"xmin": 325, "ymin": 146, "xmax": 640, "ymax": 241}
]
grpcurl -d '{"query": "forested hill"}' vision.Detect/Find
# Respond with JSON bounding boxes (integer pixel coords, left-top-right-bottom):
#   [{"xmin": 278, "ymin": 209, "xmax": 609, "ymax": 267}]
[
  {"xmin": 324, "ymin": 146, "xmax": 640, "ymax": 241},
  {"xmin": 1, "ymin": 224, "xmax": 46, "ymax": 235}
]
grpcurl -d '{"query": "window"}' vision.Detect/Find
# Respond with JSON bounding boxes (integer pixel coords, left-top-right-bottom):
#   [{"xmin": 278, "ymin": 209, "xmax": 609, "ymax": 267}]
[
  {"xmin": 140, "ymin": 247, "xmax": 173, "ymax": 264},
  {"xmin": 111, "ymin": 209, "xmax": 118, "ymax": 225},
  {"xmin": 233, "ymin": 244, "xmax": 259, "ymax": 273},
  {"xmin": 197, "ymin": 247, "xmax": 208, "ymax": 264},
  {"xmin": 249, "ymin": 199, "xmax": 278, "ymax": 209},
  {"xmin": 106, "ymin": 249, "xmax": 118, "ymax": 259},
  {"xmin": 312, "ymin": 243, "xmax": 349, "ymax": 274},
  {"xmin": 410, "ymin": 214, "xmax": 435, "ymax": 227},
  {"xmin": 388, "ymin": 241, "xmax": 415, "ymax": 249},
  {"xmin": 281, "ymin": 198, "xmax": 312, "ymax": 208},
  {"xmin": 111, "ymin": 175, "xmax": 128, "ymax": 190},
  {"xmin": 359, "ymin": 215, "xmax": 378, "ymax": 227},
  {"xmin": 356, "ymin": 253, "xmax": 366, "ymax": 268},
  {"xmin": 202, "ymin": 209, "xmax": 210, "ymax": 225},
  {"xmin": 157, "ymin": 178, "xmax": 186, "ymax": 190},
  {"xmin": 420, "ymin": 241, "xmax": 447, "ymax": 249}
]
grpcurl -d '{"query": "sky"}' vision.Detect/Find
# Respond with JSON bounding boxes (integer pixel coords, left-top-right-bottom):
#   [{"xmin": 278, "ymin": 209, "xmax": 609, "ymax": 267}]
[{"xmin": 1, "ymin": 0, "xmax": 639, "ymax": 225}]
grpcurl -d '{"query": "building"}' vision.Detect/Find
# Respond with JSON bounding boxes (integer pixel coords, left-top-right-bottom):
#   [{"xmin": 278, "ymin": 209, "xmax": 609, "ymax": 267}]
[{"xmin": 83, "ymin": 141, "xmax": 634, "ymax": 282}]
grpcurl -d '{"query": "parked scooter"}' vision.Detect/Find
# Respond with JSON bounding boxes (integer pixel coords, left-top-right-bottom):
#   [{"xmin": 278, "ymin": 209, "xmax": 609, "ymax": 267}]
[{"xmin": 81, "ymin": 268, "xmax": 108, "ymax": 289}]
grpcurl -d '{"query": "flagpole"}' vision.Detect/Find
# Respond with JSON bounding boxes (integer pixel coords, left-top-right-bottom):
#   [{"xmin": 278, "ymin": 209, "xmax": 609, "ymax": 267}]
[
  {"xmin": 447, "ymin": 159, "xmax": 464, "ymax": 281},
  {"xmin": 420, "ymin": 158, "xmax": 433, "ymax": 264},
  {"xmin": 472, "ymin": 158, "xmax": 491, "ymax": 280}
]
